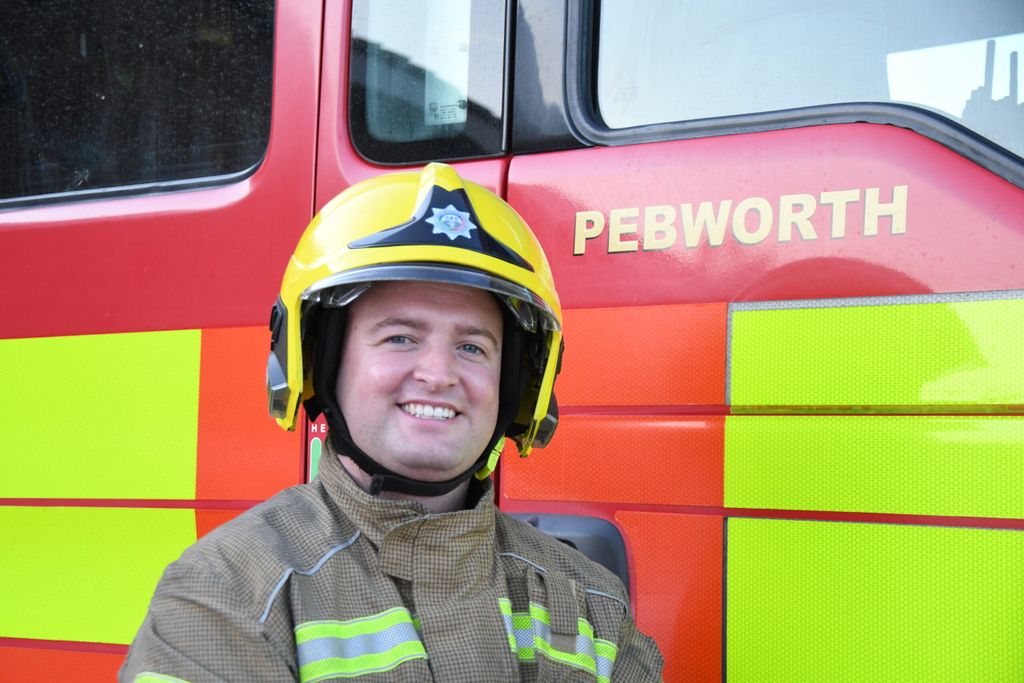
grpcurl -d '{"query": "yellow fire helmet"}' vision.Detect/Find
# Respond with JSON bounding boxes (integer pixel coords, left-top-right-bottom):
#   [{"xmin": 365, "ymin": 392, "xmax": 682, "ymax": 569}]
[{"xmin": 267, "ymin": 163, "xmax": 563, "ymax": 496}]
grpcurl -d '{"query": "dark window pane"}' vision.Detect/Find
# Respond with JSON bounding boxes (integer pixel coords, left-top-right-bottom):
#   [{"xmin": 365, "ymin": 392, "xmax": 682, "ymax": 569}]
[{"xmin": 0, "ymin": 0, "xmax": 274, "ymax": 202}]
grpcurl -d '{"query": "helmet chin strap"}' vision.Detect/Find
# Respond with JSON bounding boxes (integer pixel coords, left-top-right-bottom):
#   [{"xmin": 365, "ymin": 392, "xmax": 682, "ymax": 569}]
[
  {"xmin": 322, "ymin": 405, "xmax": 497, "ymax": 497},
  {"xmin": 307, "ymin": 304, "xmax": 523, "ymax": 499}
]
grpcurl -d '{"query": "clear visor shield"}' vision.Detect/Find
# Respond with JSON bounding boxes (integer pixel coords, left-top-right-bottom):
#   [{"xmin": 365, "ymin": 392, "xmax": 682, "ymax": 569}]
[{"xmin": 301, "ymin": 264, "xmax": 560, "ymax": 333}]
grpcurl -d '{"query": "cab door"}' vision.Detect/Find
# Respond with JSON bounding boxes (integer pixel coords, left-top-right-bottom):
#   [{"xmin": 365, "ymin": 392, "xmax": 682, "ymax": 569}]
[
  {"xmin": 501, "ymin": 2, "xmax": 1024, "ymax": 681},
  {"xmin": 0, "ymin": 2, "xmax": 321, "ymax": 677}
]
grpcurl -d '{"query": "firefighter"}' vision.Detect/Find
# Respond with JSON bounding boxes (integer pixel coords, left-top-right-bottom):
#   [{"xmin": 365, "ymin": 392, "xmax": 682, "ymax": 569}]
[{"xmin": 121, "ymin": 163, "xmax": 663, "ymax": 681}]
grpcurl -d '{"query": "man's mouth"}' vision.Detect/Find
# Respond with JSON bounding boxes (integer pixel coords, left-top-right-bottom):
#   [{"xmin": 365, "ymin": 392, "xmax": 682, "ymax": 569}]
[{"xmin": 399, "ymin": 403, "xmax": 457, "ymax": 420}]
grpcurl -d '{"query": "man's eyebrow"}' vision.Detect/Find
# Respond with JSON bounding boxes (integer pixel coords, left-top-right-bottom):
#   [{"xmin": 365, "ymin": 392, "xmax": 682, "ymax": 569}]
[
  {"xmin": 456, "ymin": 325, "xmax": 500, "ymax": 348},
  {"xmin": 369, "ymin": 317, "xmax": 500, "ymax": 347},
  {"xmin": 369, "ymin": 316, "xmax": 425, "ymax": 333}
]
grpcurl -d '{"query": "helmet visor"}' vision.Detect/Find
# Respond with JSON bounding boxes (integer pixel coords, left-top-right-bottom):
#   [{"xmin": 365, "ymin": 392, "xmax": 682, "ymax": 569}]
[{"xmin": 301, "ymin": 263, "xmax": 560, "ymax": 333}]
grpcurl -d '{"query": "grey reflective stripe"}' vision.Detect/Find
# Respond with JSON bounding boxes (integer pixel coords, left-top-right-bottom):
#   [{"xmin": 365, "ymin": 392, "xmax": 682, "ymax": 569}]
[
  {"xmin": 260, "ymin": 531, "xmax": 361, "ymax": 624},
  {"xmin": 297, "ymin": 620, "xmax": 419, "ymax": 665},
  {"xmin": 584, "ymin": 587, "xmax": 629, "ymax": 612},
  {"xmin": 729, "ymin": 288, "xmax": 1024, "ymax": 312},
  {"xmin": 594, "ymin": 640, "xmax": 617, "ymax": 682},
  {"xmin": 498, "ymin": 598, "xmax": 618, "ymax": 682},
  {"xmin": 294, "ymin": 607, "xmax": 427, "ymax": 681},
  {"xmin": 497, "ymin": 551, "xmax": 548, "ymax": 573},
  {"xmin": 499, "ymin": 601, "xmax": 536, "ymax": 661}
]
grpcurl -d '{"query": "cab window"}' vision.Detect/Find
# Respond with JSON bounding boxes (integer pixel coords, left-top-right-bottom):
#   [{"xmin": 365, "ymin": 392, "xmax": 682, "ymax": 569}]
[
  {"xmin": 597, "ymin": 0, "xmax": 1024, "ymax": 158},
  {"xmin": 349, "ymin": 0, "xmax": 506, "ymax": 164},
  {"xmin": 0, "ymin": 0, "xmax": 274, "ymax": 205}
]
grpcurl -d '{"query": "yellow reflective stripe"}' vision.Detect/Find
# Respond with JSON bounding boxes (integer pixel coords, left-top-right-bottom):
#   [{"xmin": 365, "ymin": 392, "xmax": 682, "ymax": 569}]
[
  {"xmin": 533, "ymin": 634, "xmax": 597, "ymax": 673},
  {"xmin": 595, "ymin": 639, "xmax": 617, "ymax": 660},
  {"xmin": 295, "ymin": 608, "xmax": 426, "ymax": 681},
  {"xmin": 594, "ymin": 639, "xmax": 618, "ymax": 683},
  {"xmin": 499, "ymin": 599, "xmax": 618, "ymax": 681},
  {"xmin": 299, "ymin": 642, "xmax": 427, "ymax": 682},
  {"xmin": 499, "ymin": 597, "xmax": 538, "ymax": 660},
  {"xmin": 498, "ymin": 598, "xmax": 518, "ymax": 654},
  {"xmin": 134, "ymin": 674, "xmax": 190, "ymax": 683},
  {"xmin": 296, "ymin": 607, "xmax": 414, "ymax": 642}
]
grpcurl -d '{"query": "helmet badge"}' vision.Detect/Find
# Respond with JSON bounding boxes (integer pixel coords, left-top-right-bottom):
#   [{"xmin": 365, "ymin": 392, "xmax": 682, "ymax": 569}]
[{"xmin": 426, "ymin": 204, "xmax": 477, "ymax": 241}]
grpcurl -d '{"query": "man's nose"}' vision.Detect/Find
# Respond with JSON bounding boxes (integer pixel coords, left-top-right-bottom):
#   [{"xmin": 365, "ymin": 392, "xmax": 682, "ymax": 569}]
[{"xmin": 413, "ymin": 343, "xmax": 457, "ymax": 388}]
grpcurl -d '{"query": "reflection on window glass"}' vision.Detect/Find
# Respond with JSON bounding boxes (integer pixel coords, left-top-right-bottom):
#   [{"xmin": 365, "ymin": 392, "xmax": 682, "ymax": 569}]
[
  {"xmin": 350, "ymin": 0, "xmax": 505, "ymax": 164},
  {"xmin": 367, "ymin": 0, "xmax": 472, "ymax": 138},
  {"xmin": 0, "ymin": 0, "xmax": 274, "ymax": 203},
  {"xmin": 889, "ymin": 34, "xmax": 1022, "ymax": 143},
  {"xmin": 598, "ymin": 0, "xmax": 1024, "ymax": 157}
]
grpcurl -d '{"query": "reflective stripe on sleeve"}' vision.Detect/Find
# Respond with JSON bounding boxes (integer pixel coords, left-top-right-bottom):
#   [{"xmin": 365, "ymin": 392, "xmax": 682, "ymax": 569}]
[
  {"xmin": 498, "ymin": 598, "xmax": 618, "ymax": 682},
  {"xmin": 294, "ymin": 607, "xmax": 427, "ymax": 681},
  {"xmin": 134, "ymin": 674, "xmax": 191, "ymax": 683}
]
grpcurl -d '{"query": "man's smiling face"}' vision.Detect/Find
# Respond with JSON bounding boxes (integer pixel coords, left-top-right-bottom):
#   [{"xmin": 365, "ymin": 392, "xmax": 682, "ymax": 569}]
[{"xmin": 335, "ymin": 281, "xmax": 503, "ymax": 482}]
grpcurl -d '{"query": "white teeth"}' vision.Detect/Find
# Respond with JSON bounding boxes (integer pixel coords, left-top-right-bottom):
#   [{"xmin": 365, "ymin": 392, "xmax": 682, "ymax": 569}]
[{"xmin": 401, "ymin": 403, "xmax": 456, "ymax": 420}]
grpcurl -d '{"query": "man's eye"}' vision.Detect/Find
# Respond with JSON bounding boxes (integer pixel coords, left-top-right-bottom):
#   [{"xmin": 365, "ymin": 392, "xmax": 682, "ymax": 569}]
[
  {"xmin": 386, "ymin": 335, "xmax": 411, "ymax": 345},
  {"xmin": 458, "ymin": 343, "xmax": 485, "ymax": 355}
]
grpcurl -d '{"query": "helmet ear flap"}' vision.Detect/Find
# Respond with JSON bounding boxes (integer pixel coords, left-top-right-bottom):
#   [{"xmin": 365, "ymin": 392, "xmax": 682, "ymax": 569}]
[
  {"xmin": 267, "ymin": 298, "xmax": 292, "ymax": 420},
  {"xmin": 305, "ymin": 306, "xmax": 347, "ymax": 423},
  {"xmin": 508, "ymin": 331, "xmax": 562, "ymax": 453},
  {"xmin": 494, "ymin": 304, "xmax": 527, "ymax": 438},
  {"xmin": 532, "ymin": 393, "xmax": 558, "ymax": 448},
  {"xmin": 503, "ymin": 326, "xmax": 539, "ymax": 439}
]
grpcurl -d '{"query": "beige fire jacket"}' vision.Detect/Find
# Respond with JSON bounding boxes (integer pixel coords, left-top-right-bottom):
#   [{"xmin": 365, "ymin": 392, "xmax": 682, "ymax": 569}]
[{"xmin": 120, "ymin": 450, "xmax": 663, "ymax": 682}]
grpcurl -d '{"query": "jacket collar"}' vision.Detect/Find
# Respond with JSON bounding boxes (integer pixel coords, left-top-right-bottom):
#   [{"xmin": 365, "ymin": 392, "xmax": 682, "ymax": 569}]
[{"xmin": 318, "ymin": 445, "xmax": 497, "ymax": 589}]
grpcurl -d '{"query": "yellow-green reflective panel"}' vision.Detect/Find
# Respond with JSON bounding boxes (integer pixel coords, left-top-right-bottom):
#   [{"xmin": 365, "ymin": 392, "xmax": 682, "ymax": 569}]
[
  {"xmin": 725, "ymin": 415, "xmax": 1024, "ymax": 518},
  {"xmin": 727, "ymin": 518, "xmax": 1024, "ymax": 682},
  {"xmin": 0, "ymin": 330, "xmax": 200, "ymax": 499},
  {"xmin": 0, "ymin": 506, "xmax": 195, "ymax": 644},
  {"xmin": 730, "ymin": 296, "xmax": 1024, "ymax": 408}
]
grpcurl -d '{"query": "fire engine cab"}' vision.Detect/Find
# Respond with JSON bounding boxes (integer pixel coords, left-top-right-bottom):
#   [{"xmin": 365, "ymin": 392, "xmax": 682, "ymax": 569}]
[{"xmin": 2, "ymin": 1, "xmax": 1023, "ymax": 680}]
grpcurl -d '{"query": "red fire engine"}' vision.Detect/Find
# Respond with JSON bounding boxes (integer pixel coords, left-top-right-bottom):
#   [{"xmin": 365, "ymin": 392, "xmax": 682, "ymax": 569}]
[{"xmin": 2, "ymin": 2, "xmax": 1022, "ymax": 680}]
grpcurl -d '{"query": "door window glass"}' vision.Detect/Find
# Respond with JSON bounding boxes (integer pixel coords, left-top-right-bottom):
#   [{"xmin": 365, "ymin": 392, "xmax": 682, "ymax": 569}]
[
  {"xmin": 350, "ymin": 0, "xmax": 506, "ymax": 164},
  {"xmin": 597, "ymin": 0, "xmax": 1024, "ymax": 158}
]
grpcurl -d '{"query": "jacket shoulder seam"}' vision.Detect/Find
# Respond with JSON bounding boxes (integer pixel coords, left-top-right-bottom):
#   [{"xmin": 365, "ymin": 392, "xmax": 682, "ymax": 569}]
[{"xmin": 258, "ymin": 530, "xmax": 362, "ymax": 624}]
